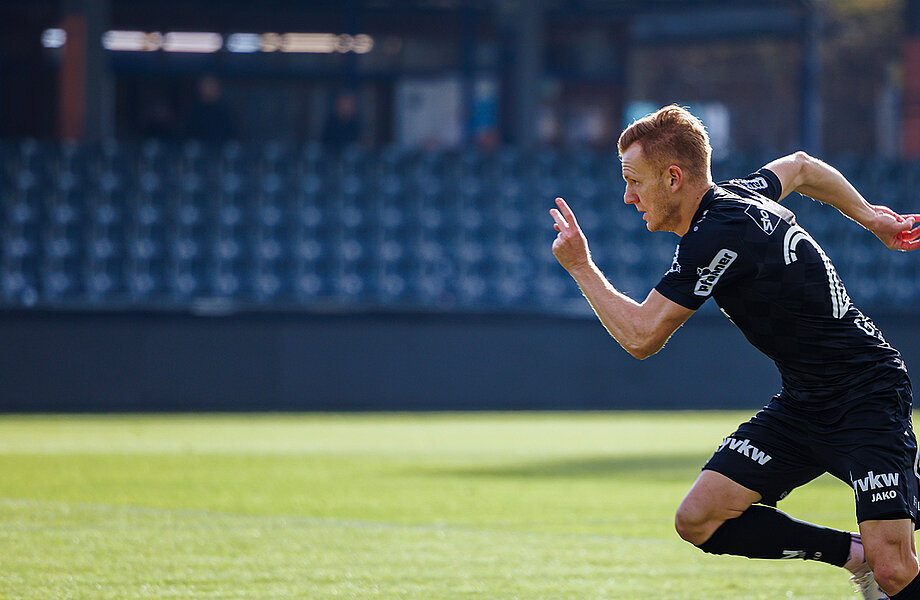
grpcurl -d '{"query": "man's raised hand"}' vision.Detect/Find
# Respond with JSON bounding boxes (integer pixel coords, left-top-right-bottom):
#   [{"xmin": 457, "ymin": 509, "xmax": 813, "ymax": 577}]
[
  {"xmin": 550, "ymin": 197, "xmax": 592, "ymax": 273},
  {"xmin": 868, "ymin": 205, "xmax": 920, "ymax": 251}
]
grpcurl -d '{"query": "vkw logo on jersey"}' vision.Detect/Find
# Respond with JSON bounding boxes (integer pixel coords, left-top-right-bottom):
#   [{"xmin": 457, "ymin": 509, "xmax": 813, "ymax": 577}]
[
  {"xmin": 744, "ymin": 204, "xmax": 781, "ymax": 235},
  {"xmin": 853, "ymin": 471, "xmax": 900, "ymax": 503},
  {"xmin": 717, "ymin": 436, "xmax": 772, "ymax": 465},
  {"xmin": 694, "ymin": 249, "xmax": 738, "ymax": 297}
]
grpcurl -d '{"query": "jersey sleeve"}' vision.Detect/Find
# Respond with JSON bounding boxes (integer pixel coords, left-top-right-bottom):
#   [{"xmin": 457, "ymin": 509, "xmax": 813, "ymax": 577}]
[
  {"xmin": 654, "ymin": 221, "xmax": 744, "ymax": 310},
  {"xmin": 722, "ymin": 168, "xmax": 783, "ymax": 203}
]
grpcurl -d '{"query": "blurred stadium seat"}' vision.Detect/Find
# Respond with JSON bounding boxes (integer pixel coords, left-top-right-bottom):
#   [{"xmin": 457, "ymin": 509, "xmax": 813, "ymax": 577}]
[{"xmin": 0, "ymin": 139, "xmax": 912, "ymax": 314}]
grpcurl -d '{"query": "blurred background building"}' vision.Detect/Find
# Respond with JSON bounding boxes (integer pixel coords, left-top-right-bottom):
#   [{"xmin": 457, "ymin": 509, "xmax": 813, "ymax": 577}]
[
  {"xmin": 4, "ymin": 0, "xmax": 916, "ymax": 154},
  {"xmin": 2, "ymin": 0, "xmax": 920, "ymax": 411}
]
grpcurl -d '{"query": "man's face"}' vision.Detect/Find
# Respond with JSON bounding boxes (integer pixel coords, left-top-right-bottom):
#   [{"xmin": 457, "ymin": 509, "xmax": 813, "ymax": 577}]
[{"xmin": 620, "ymin": 142, "xmax": 681, "ymax": 233}]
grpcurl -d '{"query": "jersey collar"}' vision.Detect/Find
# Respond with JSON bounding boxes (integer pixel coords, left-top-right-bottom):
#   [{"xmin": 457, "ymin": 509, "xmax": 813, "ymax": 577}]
[{"xmin": 688, "ymin": 186, "xmax": 717, "ymax": 229}]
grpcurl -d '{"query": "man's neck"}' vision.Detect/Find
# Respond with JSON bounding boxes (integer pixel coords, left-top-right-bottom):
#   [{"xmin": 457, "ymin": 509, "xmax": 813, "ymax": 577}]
[{"xmin": 674, "ymin": 182, "xmax": 714, "ymax": 236}]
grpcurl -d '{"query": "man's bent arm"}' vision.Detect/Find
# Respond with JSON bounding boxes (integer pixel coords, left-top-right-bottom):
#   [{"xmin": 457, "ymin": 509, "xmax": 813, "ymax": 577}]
[
  {"xmin": 764, "ymin": 151, "xmax": 920, "ymax": 251},
  {"xmin": 550, "ymin": 197, "xmax": 694, "ymax": 359},
  {"xmin": 568, "ymin": 262, "xmax": 694, "ymax": 359}
]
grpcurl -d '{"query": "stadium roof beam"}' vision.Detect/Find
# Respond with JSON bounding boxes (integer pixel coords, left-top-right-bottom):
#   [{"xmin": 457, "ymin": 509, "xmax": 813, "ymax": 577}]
[{"xmin": 627, "ymin": 5, "xmax": 806, "ymax": 43}]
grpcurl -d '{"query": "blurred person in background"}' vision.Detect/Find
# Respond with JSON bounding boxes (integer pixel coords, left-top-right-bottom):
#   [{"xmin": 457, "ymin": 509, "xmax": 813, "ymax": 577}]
[
  {"xmin": 185, "ymin": 75, "xmax": 237, "ymax": 142},
  {"xmin": 142, "ymin": 98, "xmax": 178, "ymax": 140},
  {"xmin": 321, "ymin": 90, "xmax": 363, "ymax": 149},
  {"xmin": 550, "ymin": 105, "xmax": 920, "ymax": 599}
]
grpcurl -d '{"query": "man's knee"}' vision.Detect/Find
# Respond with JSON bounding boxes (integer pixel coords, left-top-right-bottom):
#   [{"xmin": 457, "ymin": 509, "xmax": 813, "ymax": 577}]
[
  {"xmin": 869, "ymin": 558, "xmax": 918, "ymax": 595},
  {"xmin": 674, "ymin": 500, "xmax": 713, "ymax": 545},
  {"xmin": 861, "ymin": 519, "xmax": 919, "ymax": 595},
  {"xmin": 675, "ymin": 470, "xmax": 760, "ymax": 546}
]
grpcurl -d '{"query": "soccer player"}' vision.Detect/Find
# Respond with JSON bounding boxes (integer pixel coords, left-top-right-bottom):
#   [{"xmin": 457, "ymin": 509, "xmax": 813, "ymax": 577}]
[{"xmin": 549, "ymin": 105, "xmax": 920, "ymax": 599}]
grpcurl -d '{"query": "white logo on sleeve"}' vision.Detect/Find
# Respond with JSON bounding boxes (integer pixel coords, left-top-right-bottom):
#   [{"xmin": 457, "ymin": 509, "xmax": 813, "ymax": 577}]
[
  {"xmin": 666, "ymin": 246, "xmax": 681, "ymax": 275},
  {"xmin": 694, "ymin": 249, "xmax": 738, "ymax": 297},
  {"xmin": 727, "ymin": 176, "xmax": 769, "ymax": 191}
]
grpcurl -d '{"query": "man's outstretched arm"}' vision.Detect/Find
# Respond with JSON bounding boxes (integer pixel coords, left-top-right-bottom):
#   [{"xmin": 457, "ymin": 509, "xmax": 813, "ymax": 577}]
[
  {"xmin": 550, "ymin": 197, "xmax": 694, "ymax": 359},
  {"xmin": 764, "ymin": 151, "xmax": 920, "ymax": 251}
]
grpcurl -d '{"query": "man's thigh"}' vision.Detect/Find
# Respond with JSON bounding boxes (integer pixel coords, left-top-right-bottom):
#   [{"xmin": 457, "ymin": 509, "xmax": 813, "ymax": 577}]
[
  {"xmin": 702, "ymin": 402, "xmax": 825, "ymax": 506},
  {"xmin": 680, "ymin": 469, "xmax": 762, "ymax": 517},
  {"xmin": 817, "ymin": 383, "xmax": 919, "ymax": 525}
]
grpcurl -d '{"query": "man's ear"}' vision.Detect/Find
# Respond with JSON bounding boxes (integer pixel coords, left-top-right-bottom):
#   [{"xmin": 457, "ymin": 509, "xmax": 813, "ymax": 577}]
[{"xmin": 667, "ymin": 165, "xmax": 683, "ymax": 191}]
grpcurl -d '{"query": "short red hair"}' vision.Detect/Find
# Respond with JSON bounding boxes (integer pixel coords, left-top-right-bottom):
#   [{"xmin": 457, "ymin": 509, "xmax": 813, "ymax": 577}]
[{"xmin": 618, "ymin": 105, "xmax": 712, "ymax": 183}]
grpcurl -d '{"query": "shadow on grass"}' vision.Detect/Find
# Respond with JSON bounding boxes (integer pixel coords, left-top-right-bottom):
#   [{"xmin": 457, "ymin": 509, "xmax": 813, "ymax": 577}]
[{"xmin": 434, "ymin": 453, "xmax": 711, "ymax": 480}]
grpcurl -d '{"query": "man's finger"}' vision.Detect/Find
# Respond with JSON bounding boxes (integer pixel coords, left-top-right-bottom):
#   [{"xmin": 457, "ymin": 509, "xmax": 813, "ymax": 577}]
[
  {"xmin": 549, "ymin": 208, "xmax": 568, "ymax": 230},
  {"xmin": 900, "ymin": 226, "xmax": 920, "ymax": 243},
  {"xmin": 898, "ymin": 237, "xmax": 920, "ymax": 251},
  {"xmin": 555, "ymin": 197, "xmax": 579, "ymax": 228},
  {"xmin": 901, "ymin": 214, "xmax": 920, "ymax": 229}
]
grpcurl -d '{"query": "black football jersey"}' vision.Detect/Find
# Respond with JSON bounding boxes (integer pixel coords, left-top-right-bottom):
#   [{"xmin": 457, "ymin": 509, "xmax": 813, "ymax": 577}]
[{"xmin": 655, "ymin": 168, "xmax": 907, "ymax": 408}]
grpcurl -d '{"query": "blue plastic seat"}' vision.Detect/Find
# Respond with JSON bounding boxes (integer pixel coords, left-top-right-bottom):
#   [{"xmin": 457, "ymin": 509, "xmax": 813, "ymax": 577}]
[
  {"xmin": 378, "ymin": 239, "xmax": 405, "ymax": 265},
  {"xmin": 86, "ymin": 270, "xmax": 117, "ymax": 298},
  {"xmin": 455, "ymin": 274, "xmax": 487, "ymax": 304},
  {"xmin": 169, "ymin": 270, "xmax": 200, "ymax": 298},
  {"xmin": 212, "ymin": 271, "xmax": 241, "ymax": 297},
  {"xmin": 127, "ymin": 271, "xmax": 158, "ymax": 299},
  {"xmin": 89, "ymin": 237, "xmax": 117, "ymax": 261},
  {"xmin": 46, "ymin": 235, "xmax": 77, "ymax": 261},
  {"xmin": 171, "ymin": 237, "xmax": 200, "ymax": 262},
  {"xmin": 256, "ymin": 237, "xmax": 283, "ymax": 263},
  {"xmin": 294, "ymin": 270, "xmax": 323, "ymax": 299},
  {"xmin": 294, "ymin": 236, "xmax": 323, "ymax": 263},
  {"xmin": 333, "ymin": 272, "xmax": 364, "ymax": 299},
  {"xmin": 374, "ymin": 272, "xmax": 407, "ymax": 301},
  {"xmin": 252, "ymin": 270, "xmax": 282, "ymax": 300},
  {"xmin": 5, "ymin": 235, "xmax": 34, "ymax": 260},
  {"xmin": 214, "ymin": 237, "xmax": 241, "ymax": 262},
  {"xmin": 93, "ymin": 201, "xmax": 121, "ymax": 228},
  {"xmin": 43, "ymin": 268, "xmax": 76, "ymax": 298},
  {"xmin": 130, "ymin": 237, "xmax": 159, "ymax": 261},
  {"xmin": 1, "ymin": 268, "xmax": 37, "ymax": 305},
  {"xmin": 257, "ymin": 203, "xmax": 283, "ymax": 228},
  {"xmin": 217, "ymin": 204, "xmax": 243, "ymax": 228},
  {"xmin": 297, "ymin": 203, "xmax": 323, "ymax": 230}
]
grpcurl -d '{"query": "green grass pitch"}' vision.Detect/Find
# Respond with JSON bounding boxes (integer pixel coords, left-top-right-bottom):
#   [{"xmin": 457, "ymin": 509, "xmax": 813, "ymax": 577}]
[{"xmin": 0, "ymin": 412, "xmax": 872, "ymax": 599}]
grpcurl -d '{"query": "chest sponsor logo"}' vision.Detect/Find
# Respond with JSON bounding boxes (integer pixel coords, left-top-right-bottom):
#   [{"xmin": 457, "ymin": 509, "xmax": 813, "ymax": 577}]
[
  {"xmin": 717, "ymin": 436, "xmax": 772, "ymax": 465},
  {"xmin": 853, "ymin": 471, "xmax": 900, "ymax": 502},
  {"xmin": 744, "ymin": 204, "xmax": 781, "ymax": 235},
  {"xmin": 694, "ymin": 249, "xmax": 738, "ymax": 297}
]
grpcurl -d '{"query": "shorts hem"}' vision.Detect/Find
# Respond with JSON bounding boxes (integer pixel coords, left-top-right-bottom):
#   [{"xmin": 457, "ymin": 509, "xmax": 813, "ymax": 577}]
[
  {"xmin": 700, "ymin": 465, "xmax": 778, "ymax": 506},
  {"xmin": 856, "ymin": 511, "xmax": 920, "ymax": 529}
]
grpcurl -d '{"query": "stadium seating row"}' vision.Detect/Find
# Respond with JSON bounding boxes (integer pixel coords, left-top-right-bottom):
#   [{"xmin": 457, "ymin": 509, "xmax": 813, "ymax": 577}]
[{"xmin": 1, "ymin": 140, "xmax": 918, "ymax": 313}]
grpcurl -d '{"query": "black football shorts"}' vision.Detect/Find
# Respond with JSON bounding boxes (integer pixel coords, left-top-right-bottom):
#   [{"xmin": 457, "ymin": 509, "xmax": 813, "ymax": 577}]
[{"xmin": 703, "ymin": 378, "xmax": 919, "ymax": 525}]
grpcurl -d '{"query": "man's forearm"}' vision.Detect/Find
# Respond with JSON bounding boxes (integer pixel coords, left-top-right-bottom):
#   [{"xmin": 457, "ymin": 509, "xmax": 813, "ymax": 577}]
[
  {"xmin": 568, "ymin": 262, "xmax": 660, "ymax": 359},
  {"xmin": 794, "ymin": 154, "xmax": 878, "ymax": 229},
  {"xmin": 767, "ymin": 152, "xmax": 919, "ymax": 250}
]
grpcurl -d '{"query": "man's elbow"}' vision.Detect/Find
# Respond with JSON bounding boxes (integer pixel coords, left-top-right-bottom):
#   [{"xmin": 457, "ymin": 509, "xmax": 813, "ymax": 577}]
[
  {"xmin": 622, "ymin": 339, "xmax": 664, "ymax": 361},
  {"xmin": 792, "ymin": 150, "xmax": 814, "ymax": 164},
  {"xmin": 791, "ymin": 151, "xmax": 819, "ymax": 180}
]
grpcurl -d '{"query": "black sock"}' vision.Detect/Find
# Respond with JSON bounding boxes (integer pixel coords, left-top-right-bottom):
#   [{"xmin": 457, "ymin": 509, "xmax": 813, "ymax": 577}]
[
  {"xmin": 697, "ymin": 504, "xmax": 850, "ymax": 566},
  {"xmin": 891, "ymin": 571, "xmax": 920, "ymax": 599}
]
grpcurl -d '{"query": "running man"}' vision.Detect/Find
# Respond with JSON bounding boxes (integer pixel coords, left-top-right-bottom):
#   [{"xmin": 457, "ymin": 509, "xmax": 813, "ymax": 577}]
[{"xmin": 550, "ymin": 105, "xmax": 920, "ymax": 599}]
